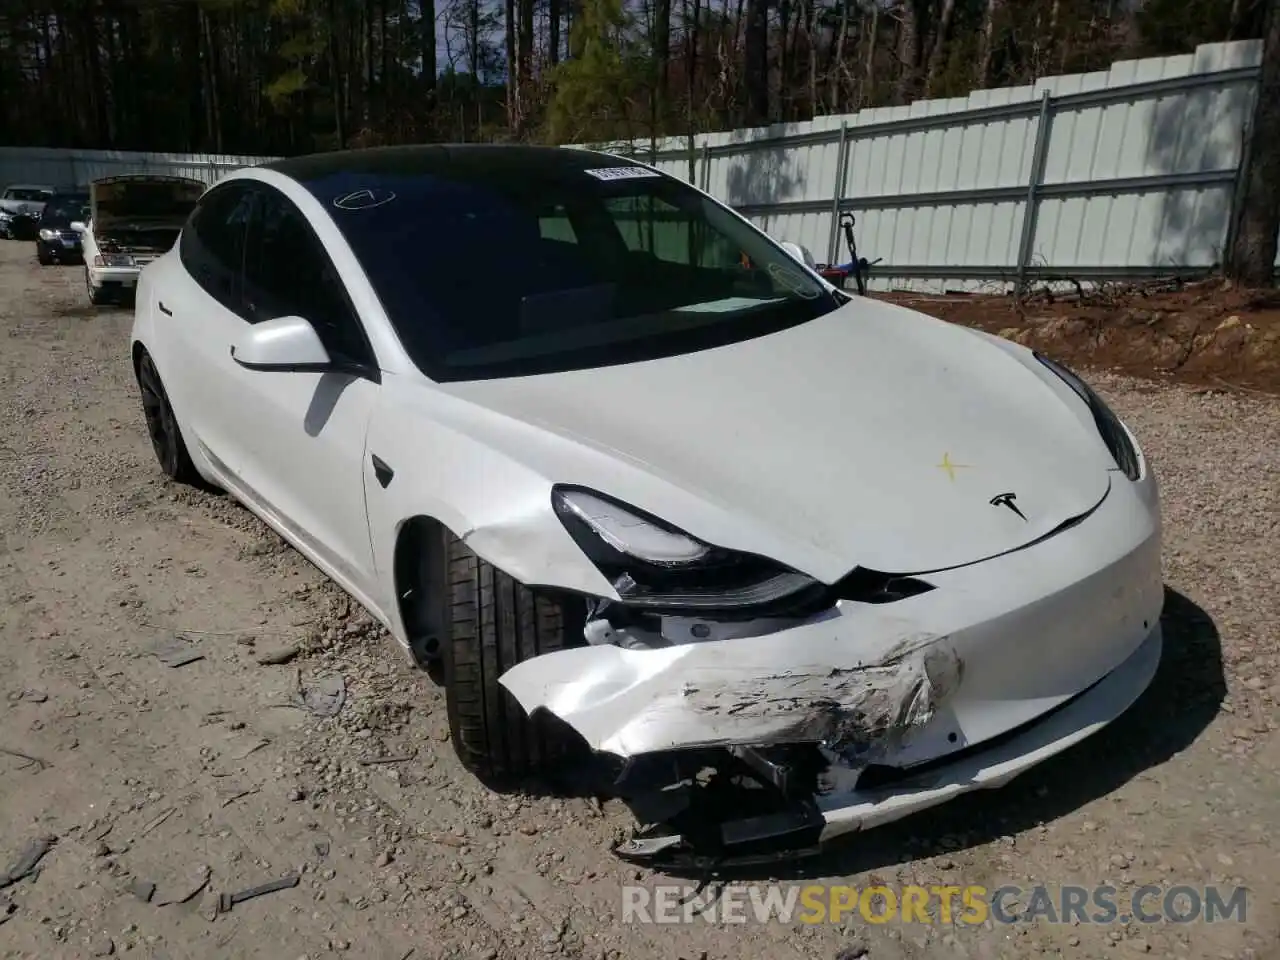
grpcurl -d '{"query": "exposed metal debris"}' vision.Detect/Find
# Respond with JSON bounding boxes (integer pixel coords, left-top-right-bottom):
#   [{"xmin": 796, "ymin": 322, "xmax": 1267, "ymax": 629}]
[{"xmin": 217, "ymin": 874, "xmax": 300, "ymax": 914}]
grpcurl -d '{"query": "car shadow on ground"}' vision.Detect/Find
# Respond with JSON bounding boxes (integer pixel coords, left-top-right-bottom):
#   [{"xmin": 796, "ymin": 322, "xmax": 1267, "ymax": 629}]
[
  {"xmin": 645, "ymin": 585, "xmax": 1224, "ymax": 883},
  {"xmin": 190, "ymin": 496, "xmax": 1225, "ymax": 877}
]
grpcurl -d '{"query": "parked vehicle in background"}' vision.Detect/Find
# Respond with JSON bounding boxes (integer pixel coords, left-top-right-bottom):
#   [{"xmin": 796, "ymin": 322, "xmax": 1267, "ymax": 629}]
[
  {"xmin": 35, "ymin": 191, "xmax": 91, "ymax": 265},
  {"xmin": 75, "ymin": 175, "xmax": 205, "ymax": 305},
  {"xmin": 0, "ymin": 184, "xmax": 55, "ymax": 240}
]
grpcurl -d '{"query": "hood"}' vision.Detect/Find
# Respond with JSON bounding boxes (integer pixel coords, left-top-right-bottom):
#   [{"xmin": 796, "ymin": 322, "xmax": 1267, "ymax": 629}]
[
  {"xmin": 90, "ymin": 176, "xmax": 204, "ymax": 232},
  {"xmin": 439, "ymin": 298, "xmax": 1116, "ymax": 577}
]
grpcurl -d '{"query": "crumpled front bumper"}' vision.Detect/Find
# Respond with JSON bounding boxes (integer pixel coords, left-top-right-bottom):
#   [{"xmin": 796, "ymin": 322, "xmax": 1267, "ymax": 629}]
[{"xmin": 501, "ymin": 467, "xmax": 1163, "ymax": 856}]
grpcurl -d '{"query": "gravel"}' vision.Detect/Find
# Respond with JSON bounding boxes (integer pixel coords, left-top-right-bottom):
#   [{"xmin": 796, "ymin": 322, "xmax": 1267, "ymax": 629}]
[{"xmin": 0, "ymin": 244, "xmax": 1276, "ymax": 959}]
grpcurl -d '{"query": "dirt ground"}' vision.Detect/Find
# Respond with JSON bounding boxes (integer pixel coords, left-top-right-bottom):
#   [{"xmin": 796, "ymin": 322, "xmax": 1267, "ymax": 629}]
[
  {"xmin": 880, "ymin": 278, "xmax": 1280, "ymax": 396},
  {"xmin": 0, "ymin": 242, "xmax": 1278, "ymax": 960}
]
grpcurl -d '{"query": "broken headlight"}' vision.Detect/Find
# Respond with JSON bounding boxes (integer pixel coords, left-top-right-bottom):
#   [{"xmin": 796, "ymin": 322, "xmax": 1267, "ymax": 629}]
[
  {"xmin": 552, "ymin": 485, "xmax": 819, "ymax": 611},
  {"xmin": 1035, "ymin": 352, "xmax": 1141, "ymax": 481}
]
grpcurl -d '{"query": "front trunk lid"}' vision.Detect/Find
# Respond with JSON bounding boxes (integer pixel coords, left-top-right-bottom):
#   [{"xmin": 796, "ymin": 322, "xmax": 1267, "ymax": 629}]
[
  {"xmin": 441, "ymin": 299, "xmax": 1114, "ymax": 576},
  {"xmin": 90, "ymin": 175, "xmax": 204, "ymax": 235}
]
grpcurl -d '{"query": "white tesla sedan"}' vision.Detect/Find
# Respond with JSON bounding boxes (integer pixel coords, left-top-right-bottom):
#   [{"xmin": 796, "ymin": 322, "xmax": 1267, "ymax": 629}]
[{"xmin": 131, "ymin": 145, "xmax": 1163, "ymax": 866}]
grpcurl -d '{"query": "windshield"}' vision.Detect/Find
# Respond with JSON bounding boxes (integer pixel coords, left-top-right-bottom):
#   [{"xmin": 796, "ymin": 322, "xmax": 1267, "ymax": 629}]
[
  {"xmin": 304, "ymin": 154, "xmax": 840, "ymax": 381},
  {"xmin": 3, "ymin": 188, "xmax": 51, "ymax": 202},
  {"xmin": 42, "ymin": 196, "xmax": 90, "ymax": 225}
]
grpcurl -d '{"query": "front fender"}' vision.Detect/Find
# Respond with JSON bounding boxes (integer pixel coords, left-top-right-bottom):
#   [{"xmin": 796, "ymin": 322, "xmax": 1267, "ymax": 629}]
[{"xmin": 363, "ymin": 373, "xmax": 617, "ymax": 642}]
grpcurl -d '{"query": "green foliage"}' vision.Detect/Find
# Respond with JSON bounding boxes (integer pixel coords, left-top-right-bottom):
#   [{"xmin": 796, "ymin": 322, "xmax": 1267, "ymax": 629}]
[
  {"xmin": 270, "ymin": 0, "xmax": 308, "ymax": 18},
  {"xmin": 543, "ymin": 0, "xmax": 655, "ymax": 144},
  {"xmin": 278, "ymin": 32, "xmax": 326, "ymax": 60},
  {"xmin": 266, "ymin": 66, "xmax": 309, "ymax": 106}
]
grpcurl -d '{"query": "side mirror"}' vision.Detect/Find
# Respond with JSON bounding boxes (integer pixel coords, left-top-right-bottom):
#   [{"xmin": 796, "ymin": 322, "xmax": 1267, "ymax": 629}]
[
  {"xmin": 779, "ymin": 241, "xmax": 817, "ymax": 270},
  {"xmin": 70, "ymin": 221, "xmax": 86, "ymax": 234},
  {"xmin": 230, "ymin": 315, "xmax": 334, "ymax": 373}
]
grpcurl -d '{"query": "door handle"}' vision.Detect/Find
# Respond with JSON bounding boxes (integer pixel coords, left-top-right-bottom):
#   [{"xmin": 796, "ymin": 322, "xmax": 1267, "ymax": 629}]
[
  {"xmin": 370, "ymin": 454, "xmax": 394, "ymax": 489},
  {"xmin": 158, "ymin": 301, "xmax": 173, "ymax": 316}
]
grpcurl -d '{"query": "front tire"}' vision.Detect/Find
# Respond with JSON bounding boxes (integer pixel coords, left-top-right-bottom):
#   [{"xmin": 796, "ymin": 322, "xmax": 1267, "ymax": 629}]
[
  {"xmin": 136, "ymin": 351, "xmax": 201, "ymax": 486},
  {"xmin": 36, "ymin": 246, "xmax": 52, "ymax": 266},
  {"xmin": 85, "ymin": 268, "xmax": 108, "ymax": 306},
  {"xmin": 433, "ymin": 531, "xmax": 582, "ymax": 784}
]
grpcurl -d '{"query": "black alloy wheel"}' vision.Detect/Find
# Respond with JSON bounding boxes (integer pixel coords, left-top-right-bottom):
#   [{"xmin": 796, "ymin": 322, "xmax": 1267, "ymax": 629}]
[{"xmin": 136, "ymin": 352, "xmax": 200, "ymax": 485}]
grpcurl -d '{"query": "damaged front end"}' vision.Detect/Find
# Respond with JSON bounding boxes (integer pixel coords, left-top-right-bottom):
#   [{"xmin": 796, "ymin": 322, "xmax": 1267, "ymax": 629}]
[
  {"xmin": 505, "ymin": 595, "xmax": 965, "ymax": 870},
  {"xmin": 501, "ymin": 486, "xmax": 964, "ymax": 868},
  {"xmin": 500, "ymin": 482, "xmax": 1165, "ymax": 869}
]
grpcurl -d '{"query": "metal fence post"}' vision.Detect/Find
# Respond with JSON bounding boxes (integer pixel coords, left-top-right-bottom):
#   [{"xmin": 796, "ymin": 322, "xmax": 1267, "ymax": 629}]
[
  {"xmin": 699, "ymin": 141, "xmax": 711, "ymax": 192},
  {"xmin": 1015, "ymin": 90, "xmax": 1054, "ymax": 292},
  {"xmin": 825, "ymin": 122, "xmax": 850, "ymax": 265}
]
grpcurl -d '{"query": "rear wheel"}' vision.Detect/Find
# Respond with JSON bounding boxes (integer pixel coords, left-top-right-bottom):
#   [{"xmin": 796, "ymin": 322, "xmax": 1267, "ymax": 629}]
[
  {"xmin": 136, "ymin": 351, "xmax": 201, "ymax": 486},
  {"xmin": 425, "ymin": 528, "xmax": 583, "ymax": 784}
]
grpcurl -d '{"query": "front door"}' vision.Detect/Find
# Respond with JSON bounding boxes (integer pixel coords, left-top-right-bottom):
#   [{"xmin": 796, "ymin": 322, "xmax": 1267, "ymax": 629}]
[{"xmin": 227, "ymin": 184, "xmax": 382, "ymax": 597}]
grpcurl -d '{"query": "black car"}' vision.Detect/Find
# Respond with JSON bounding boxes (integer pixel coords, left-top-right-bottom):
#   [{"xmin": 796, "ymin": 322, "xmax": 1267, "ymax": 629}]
[{"xmin": 35, "ymin": 192, "xmax": 91, "ymax": 265}]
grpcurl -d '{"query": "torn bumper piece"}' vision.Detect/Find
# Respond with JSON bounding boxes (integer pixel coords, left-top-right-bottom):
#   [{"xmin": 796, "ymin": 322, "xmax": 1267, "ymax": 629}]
[
  {"xmin": 508, "ymin": 627, "xmax": 1162, "ymax": 868},
  {"xmin": 500, "ymin": 477, "xmax": 1165, "ymax": 867}
]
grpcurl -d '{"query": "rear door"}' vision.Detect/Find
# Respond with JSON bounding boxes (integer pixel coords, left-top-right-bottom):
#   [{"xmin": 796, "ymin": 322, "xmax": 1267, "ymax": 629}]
[{"xmin": 151, "ymin": 181, "xmax": 257, "ymax": 479}]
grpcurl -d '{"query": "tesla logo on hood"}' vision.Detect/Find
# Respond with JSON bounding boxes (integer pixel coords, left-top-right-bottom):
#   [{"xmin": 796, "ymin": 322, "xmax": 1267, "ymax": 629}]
[{"xmin": 989, "ymin": 492, "xmax": 1027, "ymax": 521}]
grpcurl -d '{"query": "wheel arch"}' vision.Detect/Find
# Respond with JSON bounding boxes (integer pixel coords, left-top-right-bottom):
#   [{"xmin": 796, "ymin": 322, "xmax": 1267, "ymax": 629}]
[
  {"xmin": 391, "ymin": 513, "xmax": 455, "ymax": 667},
  {"xmin": 389, "ymin": 508, "xmax": 603, "ymax": 669}
]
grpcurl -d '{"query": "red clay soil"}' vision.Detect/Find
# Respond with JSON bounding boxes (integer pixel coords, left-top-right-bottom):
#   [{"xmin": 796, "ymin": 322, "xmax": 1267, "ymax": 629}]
[{"xmin": 878, "ymin": 279, "xmax": 1280, "ymax": 396}]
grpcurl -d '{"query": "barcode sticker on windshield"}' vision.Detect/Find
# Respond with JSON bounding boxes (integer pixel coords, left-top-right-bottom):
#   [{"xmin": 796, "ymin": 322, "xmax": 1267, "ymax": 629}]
[{"xmin": 585, "ymin": 166, "xmax": 662, "ymax": 181}]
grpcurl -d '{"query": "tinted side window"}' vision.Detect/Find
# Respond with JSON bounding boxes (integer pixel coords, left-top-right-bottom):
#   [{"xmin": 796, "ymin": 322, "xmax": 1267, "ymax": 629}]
[
  {"xmin": 242, "ymin": 188, "xmax": 372, "ymax": 366},
  {"xmin": 179, "ymin": 184, "xmax": 253, "ymax": 309}
]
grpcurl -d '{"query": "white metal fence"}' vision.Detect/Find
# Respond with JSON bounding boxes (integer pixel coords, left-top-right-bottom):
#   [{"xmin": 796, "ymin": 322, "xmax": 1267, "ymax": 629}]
[
  {"xmin": 3, "ymin": 38, "xmax": 1272, "ymax": 289},
  {"xmin": 0, "ymin": 147, "xmax": 276, "ymax": 192},
  {"xmin": 577, "ymin": 39, "xmax": 1273, "ymax": 290}
]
